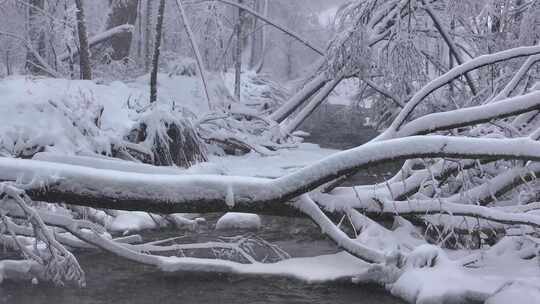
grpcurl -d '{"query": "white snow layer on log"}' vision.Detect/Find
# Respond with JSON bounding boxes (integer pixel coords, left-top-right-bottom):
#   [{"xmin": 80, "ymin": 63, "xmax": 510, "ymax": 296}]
[
  {"xmin": 33, "ymin": 152, "xmax": 222, "ymax": 175},
  {"xmin": 159, "ymin": 251, "xmax": 368, "ymax": 282}
]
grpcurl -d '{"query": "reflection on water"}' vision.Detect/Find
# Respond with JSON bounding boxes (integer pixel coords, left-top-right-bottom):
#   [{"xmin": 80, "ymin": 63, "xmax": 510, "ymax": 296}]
[
  {"xmin": 0, "ymin": 216, "xmax": 404, "ymax": 304},
  {"xmin": 0, "ymin": 253, "xmax": 401, "ymax": 304}
]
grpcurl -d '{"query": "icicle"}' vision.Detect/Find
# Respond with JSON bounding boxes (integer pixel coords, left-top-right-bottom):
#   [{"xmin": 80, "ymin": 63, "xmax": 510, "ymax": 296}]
[{"xmin": 226, "ymin": 184, "xmax": 235, "ymax": 208}]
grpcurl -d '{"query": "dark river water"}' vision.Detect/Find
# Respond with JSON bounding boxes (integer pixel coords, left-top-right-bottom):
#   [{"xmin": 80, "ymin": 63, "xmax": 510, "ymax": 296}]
[{"xmin": 0, "ymin": 105, "xmax": 405, "ymax": 304}]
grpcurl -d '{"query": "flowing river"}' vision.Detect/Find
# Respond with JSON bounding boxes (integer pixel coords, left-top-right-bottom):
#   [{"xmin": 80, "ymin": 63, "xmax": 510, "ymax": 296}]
[{"xmin": 0, "ymin": 105, "xmax": 405, "ymax": 304}]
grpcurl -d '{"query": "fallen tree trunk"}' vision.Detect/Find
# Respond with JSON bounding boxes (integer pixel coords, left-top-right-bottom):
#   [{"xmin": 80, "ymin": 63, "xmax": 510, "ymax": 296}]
[
  {"xmin": 57, "ymin": 25, "xmax": 134, "ymax": 62},
  {"xmin": 280, "ymin": 77, "xmax": 342, "ymax": 135},
  {"xmin": 3, "ymin": 136, "xmax": 540, "ymax": 215},
  {"xmin": 269, "ymin": 74, "xmax": 328, "ymax": 123}
]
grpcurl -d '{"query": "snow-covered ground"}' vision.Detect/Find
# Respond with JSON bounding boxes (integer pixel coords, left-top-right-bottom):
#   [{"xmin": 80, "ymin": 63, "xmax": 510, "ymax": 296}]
[
  {"xmin": 208, "ymin": 142, "xmax": 336, "ymax": 178},
  {"xmin": 0, "ymin": 71, "xmax": 283, "ymax": 156},
  {"xmin": 0, "ymin": 74, "xmax": 206, "ymax": 156}
]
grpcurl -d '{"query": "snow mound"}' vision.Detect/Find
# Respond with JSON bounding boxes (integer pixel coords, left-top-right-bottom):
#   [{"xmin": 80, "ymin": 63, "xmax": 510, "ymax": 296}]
[
  {"xmin": 0, "ymin": 76, "xmax": 192, "ymax": 157},
  {"xmin": 109, "ymin": 212, "xmax": 159, "ymax": 233},
  {"xmin": 404, "ymin": 244, "xmax": 449, "ymax": 269},
  {"xmin": 486, "ymin": 281, "xmax": 540, "ymax": 304},
  {"xmin": 215, "ymin": 213, "xmax": 261, "ymax": 230},
  {"xmin": 389, "ymin": 245, "xmax": 494, "ymax": 304},
  {"xmin": 0, "ymin": 260, "xmax": 37, "ymax": 283},
  {"xmin": 355, "ymin": 216, "xmax": 426, "ymax": 253}
]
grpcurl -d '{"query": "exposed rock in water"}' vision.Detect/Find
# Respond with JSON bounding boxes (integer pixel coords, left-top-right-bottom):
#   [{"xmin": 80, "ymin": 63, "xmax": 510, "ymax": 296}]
[{"xmin": 215, "ymin": 213, "xmax": 262, "ymax": 231}]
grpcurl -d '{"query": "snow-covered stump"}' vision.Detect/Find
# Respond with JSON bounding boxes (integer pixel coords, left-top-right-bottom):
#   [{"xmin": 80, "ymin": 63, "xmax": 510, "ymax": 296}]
[{"xmin": 128, "ymin": 106, "xmax": 208, "ymax": 168}]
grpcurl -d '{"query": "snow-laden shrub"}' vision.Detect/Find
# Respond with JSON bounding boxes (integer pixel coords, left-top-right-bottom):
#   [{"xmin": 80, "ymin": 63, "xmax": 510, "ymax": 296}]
[
  {"xmin": 163, "ymin": 55, "xmax": 198, "ymax": 77},
  {"xmin": 0, "ymin": 184, "xmax": 85, "ymax": 287},
  {"xmin": 0, "ymin": 80, "xmax": 110, "ymax": 158},
  {"xmin": 243, "ymin": 73, "xmax": 289, "ymax": 112},
  {"xmin": 91, "ymin": 56, "xmax": 143, "ymax": 82},
  {"xmin": 128, "ymin": 104, "xmax": 208, "ymax": 168},
  {"xmin": 224, "ymin": 71, "xmax": 289, "ymax": 113}
]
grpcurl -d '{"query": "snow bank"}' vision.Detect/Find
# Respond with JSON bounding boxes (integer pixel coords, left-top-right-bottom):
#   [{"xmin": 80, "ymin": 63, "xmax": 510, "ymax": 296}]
[
  {"xmin": 0, "ymin": 75, "xmax": 197, "ymax": 156},
  {"xmin": 0, "ymin": 260, "xmax": 41, "ymax": 284},
  {"xmin": 355, "ymin": 216, "xmax": 426, "ymax": 253},
  {"xmin": 385, "ymin": 238, "xmax": 540, "ymax": 303},
  {"xmin": 0, "ymin": 70, "xmax": 291, "ymax": 159},
  {"xmin": 486, "ymin": 281, "xmax": 540, "ymax": 304},
  {"xmin": 215, "ymin": 213, "xmax": 261, "ymax": 230},
  {"xmin": 351, "ymin": 216, "xmax": 540, "ymax": 303}
]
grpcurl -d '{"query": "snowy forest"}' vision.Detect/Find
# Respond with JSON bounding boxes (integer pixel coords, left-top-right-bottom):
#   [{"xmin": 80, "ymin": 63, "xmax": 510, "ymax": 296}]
[{"xmin": 0, "ymin": 0, "xmax": 539, "ymax": 303}]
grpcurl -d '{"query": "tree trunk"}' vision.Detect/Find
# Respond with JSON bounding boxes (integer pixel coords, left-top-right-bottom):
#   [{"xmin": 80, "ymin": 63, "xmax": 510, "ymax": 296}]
[
  {"xmin": 149, "ymin": 0, "xmax": 165, "ymax": 104},
  {"xmin": 74, "ymin": 0, "xmax": 92, "ymax": 80},
  {"xmin": 58, "ymin": 25, "xmax": 134, "ymax": 63},
  {"xmin": 250, "ymin": 0, "xmax": 268, "ymax": 71},
  {"xmin": 104, "ymin": 0, "xmax": 140, "ymax": 61},
  {"xmin": 233, "ymin": 0, "xmax": 244, "ymax": 101},
  {"xmin": 5, "ymin": 50, "xmax": 11, "ymax": 76},
  {"xmin": 144, "ymin": 0, "xmax": 153, "ymax": 72},
  {"xmin": 247, "ymin": 0, "xmax": 258, "ymax": 69},
  {"xmin": 25, "ymin": 0, "xmax": 47, "ymax": 75},
  {"xmin": 175, "ymin": 0, "xmax": 212, "ymax": 110}
]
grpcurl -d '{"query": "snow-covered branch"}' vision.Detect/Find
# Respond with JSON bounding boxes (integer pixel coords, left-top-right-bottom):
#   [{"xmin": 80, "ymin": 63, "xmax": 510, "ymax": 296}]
[
  {"xmin": 174, "ymin": 0, "xmax": 212, "ymax": 110},
  {"xmin": 382, "ymin": 46, "xmax": 540, "ymax": 136},
  {"xmin": 396, "ymin": 90, "xmax": 540, "ymax": 137},
  {"xmin": 358, "ymin": 198, "xmax": 540, "ymax": 229},
  {"xmin": 213, "ymin": 0, "xmax": 325, "ymax": 56},
  {"xmin": 421, "ymin": 0, "xmax": 477, "ymax": 95},
  {"xmin": 269, "ymin": 74, "xmax": 328, "ymax": 123}
]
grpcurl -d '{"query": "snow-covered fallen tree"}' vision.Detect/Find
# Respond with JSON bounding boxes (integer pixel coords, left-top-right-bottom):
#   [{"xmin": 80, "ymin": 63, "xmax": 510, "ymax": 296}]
[{"xmin": 2, "ymin": 0, "xmax": 540, "ymax": 303}]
